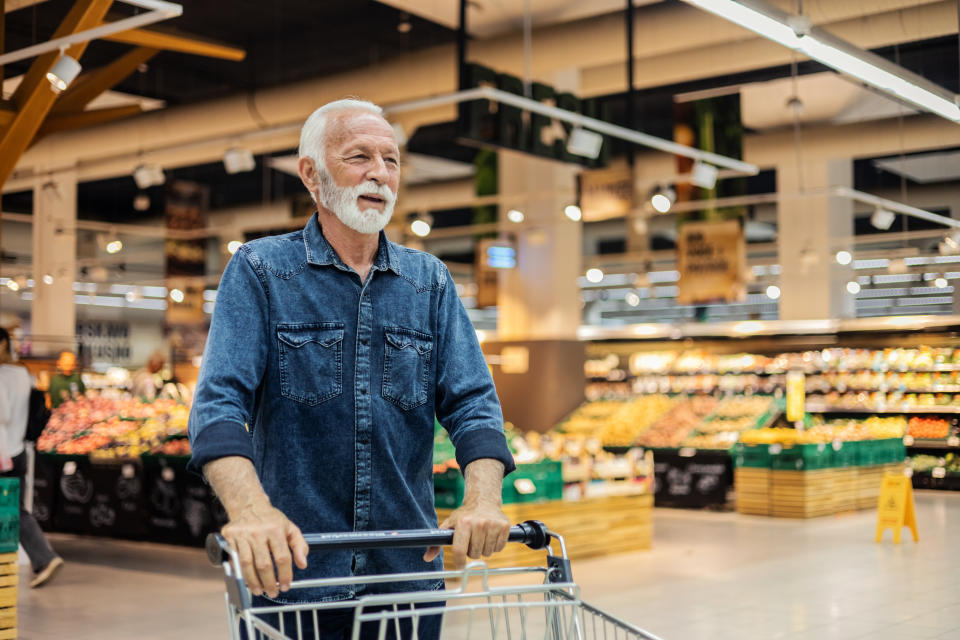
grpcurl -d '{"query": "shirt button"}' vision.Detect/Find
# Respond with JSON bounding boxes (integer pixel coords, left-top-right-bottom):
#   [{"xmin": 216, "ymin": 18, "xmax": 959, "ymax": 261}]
[
  {"xmin": 361, "ymin": 338, "xmax": 368, "ymax": 345},
  {"xmin": 360, "ymin": 388, "xmax": 368, "ymax": 395},
  {"xmin": 360, "ymin": 438, "xmax": 369, "ymax": 445}
]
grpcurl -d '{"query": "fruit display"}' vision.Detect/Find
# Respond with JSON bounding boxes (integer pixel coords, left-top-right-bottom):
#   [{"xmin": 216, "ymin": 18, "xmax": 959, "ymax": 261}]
[
  {"xmin": 637, "ymin": 396, "xmax": 718, "ymax": 448},
  {"xmin": 908, "ymin": 454, "xmax": 941, "ymax": 472},
  {"xmin": 907, "ymin": 417, "xmax": 951, "ymax": 440},
  {"xmin": 712, "ymin": 395, "xmax": 774, "ymax": 419},
  {"xmin": 38, "ymin": 396, "xmax": 190, "ymax": 457},
  {"xmin": 597, "ymin": 395, "xmax": 677, "ymax": 447}
]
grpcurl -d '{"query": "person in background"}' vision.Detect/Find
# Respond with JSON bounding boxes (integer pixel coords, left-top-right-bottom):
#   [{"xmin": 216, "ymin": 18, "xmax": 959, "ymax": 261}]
[
  {"xmin": 130, "ymin": 351, "xmax": 166, "ymax": 401},
  {"xmin": 0, "ymin": 328, "xmax": 63, "ymax": 588},
  {"xmin": 47, "ymin": 351, "xmax": 85, "ymax": 409}
]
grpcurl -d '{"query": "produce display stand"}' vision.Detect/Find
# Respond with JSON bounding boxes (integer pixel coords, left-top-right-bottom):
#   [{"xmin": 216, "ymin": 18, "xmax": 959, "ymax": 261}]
[
  {"xmin": 0, "ymin": 479, "xmax": 18, "ymax": 640},
  {"xmin": 437, "ymin": 492, "xmax": 653, "ymax": 569},
  {"xmin": 732, "ymin": 440, "xmax": 906, "ymax": 518}
]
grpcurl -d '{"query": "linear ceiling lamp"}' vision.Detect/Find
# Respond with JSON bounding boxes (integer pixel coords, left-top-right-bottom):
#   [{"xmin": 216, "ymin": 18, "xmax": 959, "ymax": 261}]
[
  {"xmin": 385, "ymin": 87, "xmax": 758, "ymax": 175},
  {"xmin": 0, "ymin": 0, "xmax": 182, "ymax": 66},
  {"xmin": 681, "ymin": 0, "xmax": 960, "ymax": 123}
]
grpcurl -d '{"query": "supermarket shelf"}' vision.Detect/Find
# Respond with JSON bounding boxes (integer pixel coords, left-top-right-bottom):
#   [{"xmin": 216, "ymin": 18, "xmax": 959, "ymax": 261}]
[
  {"xmin": 905, "ymin": 438, "xmax": 960, "ymax": 451},
  {"xmin": 806, "ymin": 405, "xmax": 960, "ymax": 415},
  {"xmin": 806, "ymin": 386, "xmax": 960, "ymax": 394}
]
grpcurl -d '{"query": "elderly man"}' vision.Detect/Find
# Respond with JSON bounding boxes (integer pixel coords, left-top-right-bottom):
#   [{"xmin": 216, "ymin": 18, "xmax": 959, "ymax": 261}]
[{"xmin": 188, "ymin": 98, "xmax": 514, "ymax": 636}]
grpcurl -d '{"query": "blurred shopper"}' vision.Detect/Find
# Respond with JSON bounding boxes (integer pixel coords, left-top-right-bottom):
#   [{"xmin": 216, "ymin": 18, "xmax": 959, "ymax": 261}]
[
  {"xmin": 0, "ymin": 328, "xmax": 63, "ymax": 588},
  {"xmin": 189, "ymin": 99, "xmax": 513, "ymax": 639},
  {"xmin": 131, "ymin": 351, "xmax": 166, "ymax": 401},
  {"xmin": 48, "ymin": 350, "xmax": 85, "ymax": 408}
]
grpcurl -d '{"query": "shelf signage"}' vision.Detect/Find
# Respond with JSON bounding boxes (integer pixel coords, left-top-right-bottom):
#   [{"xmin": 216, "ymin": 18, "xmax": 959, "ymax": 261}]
[
  {"xmin": 457, "ymin": 62, "xmax": 610, "ymax": 168},
  {"xmin": 676, "ymin": 219, "xmax": 747, "ymax": 305}
]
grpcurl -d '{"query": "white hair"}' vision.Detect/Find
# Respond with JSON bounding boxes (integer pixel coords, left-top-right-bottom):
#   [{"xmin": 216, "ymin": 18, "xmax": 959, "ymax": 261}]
[{"xmin": 298, "ymin": 98, "xmax": 385, "ymax": 167}]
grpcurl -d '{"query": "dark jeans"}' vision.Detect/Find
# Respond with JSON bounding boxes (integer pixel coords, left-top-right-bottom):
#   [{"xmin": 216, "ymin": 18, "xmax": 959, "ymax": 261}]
[
  {"xmin": 1, "ymin": 450, "xmax": 56, "ymax": 572},
  {"xmin": 240, "ymin": 596, "xmax": 444, "ymax": 640}
]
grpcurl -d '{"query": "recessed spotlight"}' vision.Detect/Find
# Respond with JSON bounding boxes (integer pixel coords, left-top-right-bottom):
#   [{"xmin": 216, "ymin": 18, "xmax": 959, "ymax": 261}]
[
  {"xmin": 507, "ymin": 209, "xmax": 525, "ymax": 223},
  {"xmin": 765, "ymin": 285, "xmax": 781, "ymax": 300},
  {"xmin": 625, "ymin": 291, "xmax": 640, "ymax": 307},
  {"xmin": 586, "ymin": 268, "xmax": 604, "ymax": 283},
  {"xmin": 835, "ymin": 250, "xmax": 852, "ymax": 265},
  {"xmin": 170, "ymin": 288, "xmax": 185, "ymax": 303},
  {"xmin": 564, "ymin": 205, "xmax": 582, "ymax": 221},
  {"xmin": 935, "ymin": 276, "xmax": 949, "ymax": 289},
  {"xmin": 650, "ymin": 187, "xmax": 676, "ymax": 213},
  {"xmin": 42, "ymin": 274, "xmax": 54, "ymax": 285},
  {"xmin": 410, "ymin": 217, "xmax": 432, "ymax": 237},
  {"xmin": 106, "ymin": 240, "xmax": 123, "ymax": 254},
  {"xmin": 227, "ymin": 240, "xmax": 243, "ymax": 255},
  {"xmin": 846, "ymin": 280, "xmax": 861, "ymax": 294}
]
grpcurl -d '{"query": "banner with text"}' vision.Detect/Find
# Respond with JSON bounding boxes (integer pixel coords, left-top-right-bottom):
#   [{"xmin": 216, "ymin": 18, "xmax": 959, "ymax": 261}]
[{"xmin": 676, "ymin": 219, "xmax": 746, "ymax": 305}]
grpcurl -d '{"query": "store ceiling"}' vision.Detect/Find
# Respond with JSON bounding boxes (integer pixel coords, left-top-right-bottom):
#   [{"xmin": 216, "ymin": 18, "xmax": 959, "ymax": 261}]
[{"xmin": 1, "ymin": 0, "xmax": 458, "ymax": 106}]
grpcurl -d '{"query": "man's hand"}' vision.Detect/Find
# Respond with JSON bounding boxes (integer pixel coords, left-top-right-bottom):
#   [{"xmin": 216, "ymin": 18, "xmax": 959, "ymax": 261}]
[
  {"xmin": 423, "ymin": 458, "xmax": 509, "ymax": 568},
  {"xmin": 221, "ymin": 500, "xmax": 309, "ymax": 598},
  {"xmin": 204, "ymin": 457, "xmax": 308, "ymax": 598}
]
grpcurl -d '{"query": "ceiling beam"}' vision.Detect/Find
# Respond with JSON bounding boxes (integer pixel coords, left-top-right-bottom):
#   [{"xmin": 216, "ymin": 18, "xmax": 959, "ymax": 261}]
[
  {"xmin": 3, "ymin": 0, "xmax": 49, "ymax": 13},
  {"xmin": 102, "ymin": 27, "xmax": 246, "ymax": 61},
  {"xmin": 37, "ymin": 104, "xmax": 143, "ymax": 138},
  {"xmin": 51, "ymin": 46, "xmax": 159, "ymax": 114},
  {"xmin": 0, "ymin": 0, "xmax": 114, "ymax": 189}
]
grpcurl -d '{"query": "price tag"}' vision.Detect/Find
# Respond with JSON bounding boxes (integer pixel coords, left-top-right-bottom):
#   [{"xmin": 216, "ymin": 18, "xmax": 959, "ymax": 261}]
[
  {"xmin": 679, "ymin": 447, "xmax": 697, "ymax": 458},
  {"xmin": 903, "ymin": 435, "xmax": 915, "ymax": 446},
  {"xmin": 948, "ymin": 436, "xmax": 960, "ymax": 447},
  {"xmin": 832, "ymin": 440, "xmax": 843, "ymax": 452},
  {"xmin": 63, "ymin": 461, "xmax": 76, "ymax": 476},
  {"xmin": 769, "ymin": 444, "xmax": 783, "ymax": 455},
  {"xmin": 122, "ymin": 464, "xmax": 135, "ymax": 479},
  {"xmin": 161, "ymin": 468, "xmax": 175, "ymax": 482},
  {"xmin": 904, "ymin": 467, "xmax": 914, "ymax": 478},
  {"xmin": 513, "ymin": 478, "xmax": 536, "ymax": 495},
  {"xmin": 933, "ymin": 467, "xmax": 947, "ymax": 479}
]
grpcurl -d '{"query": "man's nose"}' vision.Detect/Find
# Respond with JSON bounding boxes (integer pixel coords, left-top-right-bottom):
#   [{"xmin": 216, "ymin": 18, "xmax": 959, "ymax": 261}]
[{"xmin": 366, "ymin": 156, "xmax": 389, "ymax": 184}]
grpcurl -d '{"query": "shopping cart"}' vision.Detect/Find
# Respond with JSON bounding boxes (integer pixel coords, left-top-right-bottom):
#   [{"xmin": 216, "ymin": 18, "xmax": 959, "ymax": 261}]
[{"xmin": 207, "ymin": 520, "xmax": 664, "ymax": 640}]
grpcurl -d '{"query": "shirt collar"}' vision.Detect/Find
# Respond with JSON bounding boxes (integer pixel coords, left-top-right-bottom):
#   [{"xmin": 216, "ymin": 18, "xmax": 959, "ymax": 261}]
[{"xmin": 303, "ymin": 212, "xmax": 401, "ymax": 276}]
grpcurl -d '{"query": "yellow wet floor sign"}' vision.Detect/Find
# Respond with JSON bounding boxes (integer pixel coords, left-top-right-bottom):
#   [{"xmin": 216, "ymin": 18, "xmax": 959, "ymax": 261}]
[{"xmin": 875, "ymin": 474, "xmax": 918, "ymax": 543}]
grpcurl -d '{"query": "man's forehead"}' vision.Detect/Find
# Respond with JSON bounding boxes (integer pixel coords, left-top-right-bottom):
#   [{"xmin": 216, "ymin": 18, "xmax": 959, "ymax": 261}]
[{"xmin": 327, "ymin": 111, "xmax": 395, "ymax": 147}]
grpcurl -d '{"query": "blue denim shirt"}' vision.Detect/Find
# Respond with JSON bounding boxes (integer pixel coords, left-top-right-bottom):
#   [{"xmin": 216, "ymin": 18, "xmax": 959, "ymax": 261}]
[{"xmin": 188, "ymin": 213, "xmax": 515, "ymax": 603}]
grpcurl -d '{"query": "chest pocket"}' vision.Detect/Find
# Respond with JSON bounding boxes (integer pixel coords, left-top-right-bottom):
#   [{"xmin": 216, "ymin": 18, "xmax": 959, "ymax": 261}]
[
  {"xmin": 277, "ymin": 324, "xmax": 344, "ymax": 406},
  {"xmin": 381, "ymin": 327, "xmax": 433, "ymax": 411}
]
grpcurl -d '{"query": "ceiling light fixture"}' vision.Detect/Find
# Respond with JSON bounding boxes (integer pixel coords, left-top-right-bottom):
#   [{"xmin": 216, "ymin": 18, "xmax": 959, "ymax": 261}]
[
  {"xmin": 46, "ymin": 53, "xmax": 81, "ymax": 93},
  {"xmin": 133, "ymin": 193, "xmax": 151, "ymax": 211},
  {"xmin": 566, "ymin": 127, "xmax": 604, "ymax": 159},
  {"xmin": 223, "ymin": 147, "xmax": 256, "ymax": 174},
  {"xmin": 133, "ymin": 163, "xmax": 165, "ymax": 189},
  {"xmin": 650, "ymin": 187, "xmax": 676, "ymax": 213},
  {"xmin": 564, "ymin": 205, "xmax": 582, "ymax": 221},
  {"xmin": 680, "ymin": 0, "xmax": 960, "ymax": 123},
  {"xmin": 410, "ymin": 214, "xmax": 432, "ymax": 238},
  {"xmin": 935, "ymin": 276, "xmax": 949, "ymax": 289},
  {"xmin": 586, "ymin": 268, "xmax": 604, "ymax": 284},
  {"xmin": 507, "ymin": 209, "xmax": 525, "ymax": 223},
  {"xmin": 170, "ymin": 288, "xmax": 185, "ymax": 303},
  {"xmin": 846, "ymin": 280, "xmax": 861, "ymax": 294},
  {"xmin": 870, "ymin": 207, "xmax": 896, "ymax": 230},
  {"xmin": 106, "ymin": 239, "xmax": 123, "ymax": 254},
  {"xmin": 765, "ymin": 284, "xmax": 781, "ymax": 300},
  {"xmin": 835, "ymin": 250, "xmax": 852, "ymax": 265},
  {"xmin": 227, "ymin": 240, "xmax": 243, "ymax": 255},
  {"xmin": 625, "ymin": 291, "xmax": 641, "ymax": 307},
  {"xmin": 42, "ymin": 274, "xmax": 54, "ymax": 285},
  {"xmin": 397, "ymin": 13, "xmax": 412, "ymax": 33},
  {"xmin": 690, "ymin": 162, "xmax": 719, "ymax": 189}
]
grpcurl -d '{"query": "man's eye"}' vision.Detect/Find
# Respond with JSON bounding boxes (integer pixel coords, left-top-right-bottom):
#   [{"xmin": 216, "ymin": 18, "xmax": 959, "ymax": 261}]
[
  {"xmin": 350, "ymin": 155, "xmax": 368, "ymax": 161},
  {"xmin": 385, "ymin": 158, "xmax": 399, "ymax": 165}
]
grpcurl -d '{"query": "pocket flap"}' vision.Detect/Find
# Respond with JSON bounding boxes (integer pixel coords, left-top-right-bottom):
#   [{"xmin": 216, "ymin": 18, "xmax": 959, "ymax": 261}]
[
  {"xmin": 278, "ymin": 327, "xmax": 343, "ymax": 349},
  {"xmin": 384, "ymin": 329, "xmax": 432, "ymax": 355}
]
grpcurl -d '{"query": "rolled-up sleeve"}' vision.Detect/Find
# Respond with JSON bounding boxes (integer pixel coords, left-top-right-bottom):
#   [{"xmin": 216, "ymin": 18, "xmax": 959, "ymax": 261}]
[
  {"xmin": 187, "ymin": 246, "xmax": 269, "ymax": 474},
  {"xmin": 434, "ymin": 266, "xmax": 515, "ymax": 476}
]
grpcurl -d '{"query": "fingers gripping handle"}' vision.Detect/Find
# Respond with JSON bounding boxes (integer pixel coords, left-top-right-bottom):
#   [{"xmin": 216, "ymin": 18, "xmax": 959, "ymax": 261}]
[{"xmin": 206, "ymin": 520, "xmax": 551, "ymax": 566}]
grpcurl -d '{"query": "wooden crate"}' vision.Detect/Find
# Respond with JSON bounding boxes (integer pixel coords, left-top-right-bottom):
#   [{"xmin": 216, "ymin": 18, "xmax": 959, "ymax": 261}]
[
  {"xmin": 770, "ymin": 470, "xmax": 838, "ymax": 518},
  {"xmin": 0, "ymin": 552, "xmax": 16, "ymax": 640},
  {"xmin": 437, "ymin": 493, "xmax": 653, "ymax": 570},
  {"xmin": 832, "ymin": 468, "xmax": 858, "ymax": 513},
  {"xmin": 735, "ymin": 468, "xmax": 770, "ymax": 515}
]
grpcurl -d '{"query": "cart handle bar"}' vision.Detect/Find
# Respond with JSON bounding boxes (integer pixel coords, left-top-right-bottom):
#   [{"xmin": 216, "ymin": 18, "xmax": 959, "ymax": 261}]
[{"xmin": 206, "ymin": 520, "xmax": 552, "ymax": 567}]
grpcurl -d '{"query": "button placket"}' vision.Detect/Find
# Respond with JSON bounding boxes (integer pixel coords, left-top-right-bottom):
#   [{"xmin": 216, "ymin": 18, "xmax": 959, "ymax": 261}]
[{"xmin": 354, "ymin": 279, "xmax": 374, "ymax": 530}]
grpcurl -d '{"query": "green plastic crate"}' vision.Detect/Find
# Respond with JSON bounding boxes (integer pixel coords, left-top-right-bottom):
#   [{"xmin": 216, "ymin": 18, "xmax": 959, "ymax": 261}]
[
  {"xmin": 733, "ymin": 443, "xmax": 773, "ymax": 469},
  {"xmin": 832, "ymin": 441, "xmax": 857, "ymax": 468},
  {"xmin": 433, "ymin": 468, "xmax": 465, "ymax": 509},
  {"xmin": 771, "ymin": 443, "xmax": 833, "ymax": 470},
  {"xmin": 503, "ymin": 460, "xmax": 563, "ymax": 504},
  {"xmin": 0, "ymin": 479, "xmax": 19, "ymax": 554}
]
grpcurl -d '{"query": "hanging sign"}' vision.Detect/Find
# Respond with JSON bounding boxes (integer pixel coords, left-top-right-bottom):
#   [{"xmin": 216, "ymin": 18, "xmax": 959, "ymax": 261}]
[
  {"xmin": 875, "ymin": 474, "xmax": 919, "ymax": 544},
  {"xmin": 579, "ymin": 164, "xmax": 633, "ymax": 222},
  {"xmin": 785, "ymin": 370, "xmax": 806, "ymax": 424},
  {"xmin": 676, "ymin": 219, "xmax": 747, "ymax": 305}
]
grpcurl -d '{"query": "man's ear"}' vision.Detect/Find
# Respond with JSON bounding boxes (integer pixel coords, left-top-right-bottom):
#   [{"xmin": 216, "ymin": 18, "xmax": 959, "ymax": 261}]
[{"xmin": 298, "ymin": 157, "xmax": 320, "ymax": 196}]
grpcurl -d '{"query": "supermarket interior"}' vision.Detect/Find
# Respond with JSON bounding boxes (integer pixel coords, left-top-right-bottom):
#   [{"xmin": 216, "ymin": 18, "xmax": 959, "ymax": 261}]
[{"xmin": 3, "ymin": 1, "xmax": 960, "ymax": 639}]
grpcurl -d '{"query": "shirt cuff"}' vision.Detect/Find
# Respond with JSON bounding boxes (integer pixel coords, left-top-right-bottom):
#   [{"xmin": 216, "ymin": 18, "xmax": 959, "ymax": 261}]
[
  {"xmin": 187, "ymin": 421, "xmax": 255, "ymax": 476},
  {"xmin": 453, "ymin": 428, "xmax": 516, "ymax": 476}
]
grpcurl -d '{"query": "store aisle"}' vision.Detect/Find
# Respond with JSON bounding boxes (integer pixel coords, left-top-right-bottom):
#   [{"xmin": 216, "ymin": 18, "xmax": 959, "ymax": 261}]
[{"xmin": 16, "ymin": 491, "xmax": 960, "ymax": 640}]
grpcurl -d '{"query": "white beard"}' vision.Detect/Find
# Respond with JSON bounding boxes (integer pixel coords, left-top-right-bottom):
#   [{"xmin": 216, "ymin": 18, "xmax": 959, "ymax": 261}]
[{"xmin": 319, "ymin": 171, "xmax": 396, "ymax": 235}]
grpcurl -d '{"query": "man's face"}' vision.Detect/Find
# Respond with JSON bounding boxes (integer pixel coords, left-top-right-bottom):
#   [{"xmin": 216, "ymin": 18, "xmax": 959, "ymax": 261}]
[
  {"xmin": 57, "ymin": 352, "xmax": 76, "ymax": 374},
  {"xmin": 318, "ymin": 112, "xmax": 400, "ymax": 234}
]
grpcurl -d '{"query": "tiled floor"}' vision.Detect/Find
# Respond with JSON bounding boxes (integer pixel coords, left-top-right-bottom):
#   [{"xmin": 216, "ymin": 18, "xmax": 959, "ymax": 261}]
[{"xmin": 15, "ymin": 490, "xmax": 960, "ymax": 639}]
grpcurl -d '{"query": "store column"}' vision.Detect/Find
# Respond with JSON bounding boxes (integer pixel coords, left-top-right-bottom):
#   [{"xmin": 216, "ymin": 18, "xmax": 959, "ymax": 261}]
[
  {"xmin": 31, "ymin": 171, "xmax": 78, "ymax": 357},
  {"xmin": 483, "ymin": 151, "xmax": 585, "ymax": 433},
  {"xmin": 776, "ymin": 158, "xmax": 855, "ymax": 321}
]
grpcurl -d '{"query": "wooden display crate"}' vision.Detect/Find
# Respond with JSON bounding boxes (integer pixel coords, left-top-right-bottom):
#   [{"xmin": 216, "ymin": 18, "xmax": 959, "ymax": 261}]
[
  {"xmin": 770, "ymin": 470, "xmax": 838, "ymax": 518},
  {"xmin": 437, "ymin": 493, "xmax": 653, "ymax": 570},
  {"xmin": 832, "ymin": 468, "xmax": 858, "ymax": 513},
  {"xmin": 0, "ymin": 552, "xmax": 17, "ymax": 640},
  {"xmin": 734, "ymin": 468, "xmax": 771, "ymax": 516}
]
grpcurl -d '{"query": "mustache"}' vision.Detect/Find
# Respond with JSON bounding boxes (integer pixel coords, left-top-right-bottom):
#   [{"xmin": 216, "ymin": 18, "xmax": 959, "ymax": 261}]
[{"xmin": 347, "ymin": 180, "xmax": 395, "ymax": 205}]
